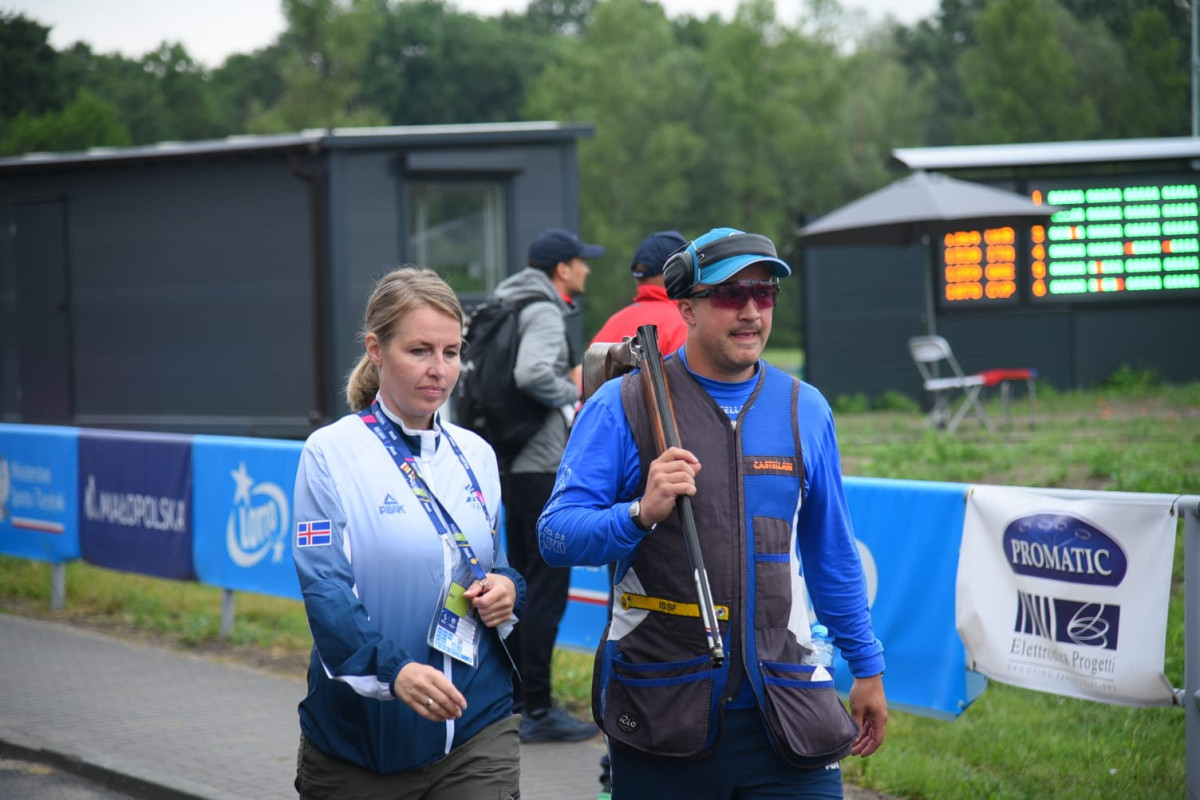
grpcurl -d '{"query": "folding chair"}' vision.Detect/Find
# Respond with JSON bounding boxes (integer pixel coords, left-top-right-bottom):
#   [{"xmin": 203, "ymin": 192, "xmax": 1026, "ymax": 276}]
[{"xmin": 907, "ymin": 335, "xmax": 991, "ymax": 433}]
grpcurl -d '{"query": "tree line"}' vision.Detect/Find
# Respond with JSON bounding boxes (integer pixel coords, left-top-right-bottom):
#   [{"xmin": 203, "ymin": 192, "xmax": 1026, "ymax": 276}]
[{"xmin": 1, "ymin": 0, "xmax": 1191, "ymax": 341}]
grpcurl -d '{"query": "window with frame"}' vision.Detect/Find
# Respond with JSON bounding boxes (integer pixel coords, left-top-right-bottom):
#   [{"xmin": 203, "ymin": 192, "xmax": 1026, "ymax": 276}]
[{"xmin": 407, "ymin": 180, "xmax": 506, "ymax": 296}]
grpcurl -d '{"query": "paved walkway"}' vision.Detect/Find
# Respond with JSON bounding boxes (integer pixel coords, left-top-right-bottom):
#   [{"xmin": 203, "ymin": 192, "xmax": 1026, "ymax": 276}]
[
  {"xmin": 0, "ymin": 613, "xmax": 896, "ymax": 800},
  {"xmin": 0, "ymin": 613, "xmax": 608, "ymax": 800}
]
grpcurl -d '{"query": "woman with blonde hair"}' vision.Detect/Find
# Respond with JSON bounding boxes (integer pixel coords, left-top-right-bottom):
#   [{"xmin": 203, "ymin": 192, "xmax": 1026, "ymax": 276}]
[{"xmin": 292, "ymin": 266, "xmax": 524, "ymax": 799}]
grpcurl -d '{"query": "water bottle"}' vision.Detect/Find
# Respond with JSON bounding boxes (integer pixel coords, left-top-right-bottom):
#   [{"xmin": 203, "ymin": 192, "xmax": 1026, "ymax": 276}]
[{"xmin": 805, "ymin": 624, "xmax": 834, "ymax": 667}]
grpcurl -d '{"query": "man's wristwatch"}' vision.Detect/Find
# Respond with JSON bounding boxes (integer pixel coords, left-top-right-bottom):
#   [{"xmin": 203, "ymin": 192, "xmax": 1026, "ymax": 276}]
[{"xmin": 628, "ymin": 499, "xmax": 654, "ymax": 532}]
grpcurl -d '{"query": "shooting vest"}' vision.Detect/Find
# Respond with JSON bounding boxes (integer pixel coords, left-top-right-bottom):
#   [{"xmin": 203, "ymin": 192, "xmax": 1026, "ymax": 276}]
[{"xmin": 594, "ymin": 357, "xmax": 857, "ymax": 767}]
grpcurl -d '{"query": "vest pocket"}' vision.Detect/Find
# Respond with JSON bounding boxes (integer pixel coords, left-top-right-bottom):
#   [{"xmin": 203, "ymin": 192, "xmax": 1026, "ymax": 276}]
[
  {"xmin": 758, "ymin": 660, "xmax": 858, "ymax": 768},
  {"xmin": 601, "ymin": 650, "xmax": 716, "ymax": 757}
]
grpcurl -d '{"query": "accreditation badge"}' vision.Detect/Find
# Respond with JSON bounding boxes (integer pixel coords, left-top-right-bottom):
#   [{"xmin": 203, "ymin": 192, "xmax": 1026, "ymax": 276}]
[{"xmin": 428, "ymin": 555, "xmax": 484, "ymax": 667}]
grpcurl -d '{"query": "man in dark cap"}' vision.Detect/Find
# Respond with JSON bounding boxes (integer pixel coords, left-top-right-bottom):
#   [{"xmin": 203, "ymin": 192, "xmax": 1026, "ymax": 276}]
[
  {"xmin": 590, "ymin": 230, "xmax": 689, "ymax": 355},
  {"xmin": 490, "ymin": 227, "xmax": 604, "ymax": 743}
]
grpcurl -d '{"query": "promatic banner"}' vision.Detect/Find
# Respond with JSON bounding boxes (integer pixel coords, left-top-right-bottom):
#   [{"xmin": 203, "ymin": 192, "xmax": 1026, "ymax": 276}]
[
  {"xmin": 0, "ymin": 423, "xmax": 79, "ymax": 562},
  {"xmin": 191, "ymin": 435, "xmax": 303, "ymax": 600},
  {"xmin": 840, "ymin": 476, "xmax": 986, "ymax": 719},
  {"xmin": 79, "ymin": 430, "xmax": 195, "ymax": 580},
  {"xmin": 957, "ymin": 485, "xmax": 1177, "ymax": 707}
]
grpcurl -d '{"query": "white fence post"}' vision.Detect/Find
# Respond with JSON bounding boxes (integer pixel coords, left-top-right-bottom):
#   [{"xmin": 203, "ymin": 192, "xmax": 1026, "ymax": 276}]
[
  {"xmin": 1185, "ymin": 497, "xmax": 1200, "ymax": 800},
  {"xmin": 220, "ymin": 589, "xmax": 236, "ymax": 641},
  {"xmin": 50, "ymin": 562, "xmax": 65, "ymax": 610}
]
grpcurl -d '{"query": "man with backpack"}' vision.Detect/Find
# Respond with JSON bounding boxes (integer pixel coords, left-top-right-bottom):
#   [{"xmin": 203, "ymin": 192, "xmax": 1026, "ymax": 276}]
[{"xmin": 479, "ymin": 227, "xmax": 604, "ymax": 743}]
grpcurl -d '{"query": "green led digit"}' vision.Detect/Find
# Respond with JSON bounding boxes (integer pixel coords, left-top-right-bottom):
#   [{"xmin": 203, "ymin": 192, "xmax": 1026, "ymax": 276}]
[
  {"xmin": 1050, "ymin": 279, "xmax": 1087, "ymax": 294},
  {"xmin": 1161, "ymin": 184, "xmax": 1199, "ymax": 200},
  {"xmin": 1164, "ymin": 274, "xmax": 1200, "ymax": 289},
  {"xmin": 1123, "ymin": 186, "xmax": 1160, "ymax": 202},
  {"xmin": 1085, "ymin": 187, "xmax": 1123, "ymax": 203},
  {"xmin": 1125, "ymin": 275, "xmax": 1162, "ymax": 291},
  {"xmin": 1163, "ymin": 256, "xmax": 1199, "ymax": 271},
  {"xmin": 1048, "ymin": 261, "xmax": 1087, "ymax": 276},
  {"xmin": 1122, "ymin": 222, "xmax": 1160, "ymax": 238},
  {"xmin": 1047, "ymin": 189, "xmax": 1085, "ymax": 205},
  {"xmin": 1163, "ymin": 220, "xmax": 1198, "ymax": 236}
]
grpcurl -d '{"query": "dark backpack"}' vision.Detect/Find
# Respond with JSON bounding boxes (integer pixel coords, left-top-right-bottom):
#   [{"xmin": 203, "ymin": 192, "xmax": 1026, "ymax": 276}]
[{"xmin": 453, "ymin": 295, "xmax": 551, "ymax": 461}]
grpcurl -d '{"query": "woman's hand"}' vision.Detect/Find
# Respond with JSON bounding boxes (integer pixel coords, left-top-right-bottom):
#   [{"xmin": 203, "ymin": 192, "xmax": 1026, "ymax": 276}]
[
  {"xmin": 394, "ymin": 662, "xmax": 467, "ymax": 721},
  {"xmin": 464, "ymin": 574, "xmax": 516, "ymax": 628}
]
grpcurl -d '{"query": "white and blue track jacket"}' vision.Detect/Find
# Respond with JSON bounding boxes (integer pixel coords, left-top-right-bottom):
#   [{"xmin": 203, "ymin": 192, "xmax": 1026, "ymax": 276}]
[{"xmin": 292, "ymin": 403, "xmax": 524, "ymax": 775}]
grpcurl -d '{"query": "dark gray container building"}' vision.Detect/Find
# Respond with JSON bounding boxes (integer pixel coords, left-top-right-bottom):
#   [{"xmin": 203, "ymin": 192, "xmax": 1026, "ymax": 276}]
[
  {"xmin": 797, "ymin": 137, "xmax": 1200, "ymax": 403},
  {"xmin": 0, "ymin": 122, "xmax": 593, "ymax": 437}
]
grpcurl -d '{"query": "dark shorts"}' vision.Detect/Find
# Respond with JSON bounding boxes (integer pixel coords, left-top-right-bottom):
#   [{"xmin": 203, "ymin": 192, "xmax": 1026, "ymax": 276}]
[
  {"xmin": 296, "ymin": 715, "xmax": 520, "ymax": 800},
  {"xmin": 609, "ymin": 708, "xmax": 843, "ymax": 800}
]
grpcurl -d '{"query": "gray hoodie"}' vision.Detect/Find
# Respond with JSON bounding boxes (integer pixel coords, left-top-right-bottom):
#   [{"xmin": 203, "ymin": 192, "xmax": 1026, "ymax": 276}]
[{"xmin": 491, "ymin": 267, "xmax": 580, "ymax": 474}]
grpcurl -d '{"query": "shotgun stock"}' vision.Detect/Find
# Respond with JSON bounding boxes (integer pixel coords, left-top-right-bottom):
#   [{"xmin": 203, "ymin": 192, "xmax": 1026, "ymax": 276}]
[
  {"xmin": 581, "ymin": 338, "xmax": 640, "ymax": 401},
  {"xmin": 633, "ymin": 324, "xmax": 725, "ymax": 666}
]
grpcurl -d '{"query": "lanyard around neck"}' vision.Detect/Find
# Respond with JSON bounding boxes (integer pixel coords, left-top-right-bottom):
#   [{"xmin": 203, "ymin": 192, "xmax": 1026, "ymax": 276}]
[{"xmin": 358, "ymin": 402, "xmax": 489, "ymax": 583}]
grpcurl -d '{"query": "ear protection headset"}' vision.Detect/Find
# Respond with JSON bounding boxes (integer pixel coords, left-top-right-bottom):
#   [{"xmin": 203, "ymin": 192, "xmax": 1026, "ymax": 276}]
[{"xmin": 662, "ymin": 232, "xmax": 779, "ymax": 299}]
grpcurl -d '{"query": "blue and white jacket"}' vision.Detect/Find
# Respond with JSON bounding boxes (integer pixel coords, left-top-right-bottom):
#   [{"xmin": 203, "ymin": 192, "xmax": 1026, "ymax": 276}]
[{"xmin": 292, "ymin": 400, "xmax": 524, "ymax": 775}]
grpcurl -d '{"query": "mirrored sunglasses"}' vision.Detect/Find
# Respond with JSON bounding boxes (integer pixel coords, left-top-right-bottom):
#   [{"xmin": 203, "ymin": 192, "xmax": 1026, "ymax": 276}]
[{"xmin": 687, "ymin": 280, "xmax": 780, "ymax": 310}]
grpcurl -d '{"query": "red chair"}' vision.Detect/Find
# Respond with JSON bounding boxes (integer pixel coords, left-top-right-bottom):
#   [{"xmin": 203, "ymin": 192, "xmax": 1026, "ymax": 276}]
[{"xmin": 978, "ymin": 368, "xmax": 1038, "ymax": 428}]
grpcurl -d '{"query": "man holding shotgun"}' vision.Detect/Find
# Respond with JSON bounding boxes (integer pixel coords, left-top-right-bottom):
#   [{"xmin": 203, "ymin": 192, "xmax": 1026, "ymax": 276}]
[{"xmin": 537, "ymin": 227, "xmax": 886, "ymax": 798}]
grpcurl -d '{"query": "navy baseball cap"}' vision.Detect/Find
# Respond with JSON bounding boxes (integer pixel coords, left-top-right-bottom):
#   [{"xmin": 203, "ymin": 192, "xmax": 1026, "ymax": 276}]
[
  {"xmin": 527, "ymin": 228, "xmax": 605, "ymax": 270},
  {"xmin": 631, "ymin": 230, "xmax": 687, "ymax": 278}
]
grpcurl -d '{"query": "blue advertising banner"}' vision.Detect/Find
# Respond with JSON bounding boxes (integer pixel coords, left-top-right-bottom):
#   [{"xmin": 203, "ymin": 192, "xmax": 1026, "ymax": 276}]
[
  {"xmin": 0, "ymin": 424, "xmax": 79, "ymax": 562},
  {"xmin": 560, "ymin": 565, "xmax": 611, "ymax": 651},
  {"xmin": 499, "ymin": 505, "xmax": 609, "ymax": 652},
  {"xmin": 79, "ymin": 430, "xmax": 195, "ymax": 580},
  {"xmin": 839, "ymin": 476, "xmax": 986, "ymax": 719},
  {"xmin": 192, "ymin": 435, "xmax": 303, "ymax": 600},
  {"xmin": 550, "ymin": 476, "xmax": 988, "ymax": 718}
]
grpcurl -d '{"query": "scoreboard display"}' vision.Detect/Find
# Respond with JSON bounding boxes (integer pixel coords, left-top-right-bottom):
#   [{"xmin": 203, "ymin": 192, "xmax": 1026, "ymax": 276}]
[
  {"xmin": 936, "ymin": 174, "xmax": 1200, "ymax": 308},
  {"xmin": 939, "ymin": 225, "xmax": 1019, "ymax": 307},
  {"xmin": 1028, "ymin": 176, "xmax": 1200, "ymax": 302}
]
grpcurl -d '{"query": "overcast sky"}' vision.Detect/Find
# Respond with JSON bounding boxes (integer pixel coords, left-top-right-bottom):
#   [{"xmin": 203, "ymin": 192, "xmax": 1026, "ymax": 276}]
[{"xmin": 4, "ymin": 0, "xmax": 940, "ymax": 68}]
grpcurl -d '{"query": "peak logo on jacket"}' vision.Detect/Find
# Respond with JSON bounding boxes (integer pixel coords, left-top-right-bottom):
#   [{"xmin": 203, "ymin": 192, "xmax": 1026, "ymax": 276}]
[
  {"xmin": 226, "ymin": 462, "xmax": 291, "ymax": 567},
  {"xmin": 379, "ymin": 494, "xmax": 405, "ymax": 515}
]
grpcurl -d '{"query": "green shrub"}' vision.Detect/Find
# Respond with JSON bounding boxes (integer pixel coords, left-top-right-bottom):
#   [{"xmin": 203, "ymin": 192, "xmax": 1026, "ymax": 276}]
[
  {"xmin": 1101, "ymin": 364, "xmax": 1161, "ymax": 393},
  {"xmin": 833, "ymin": 392, "xmax": 871, "ymax": 413},
  {"xmin": 876, "ymin": 390, "xmax": 919, "ymax": 412}
]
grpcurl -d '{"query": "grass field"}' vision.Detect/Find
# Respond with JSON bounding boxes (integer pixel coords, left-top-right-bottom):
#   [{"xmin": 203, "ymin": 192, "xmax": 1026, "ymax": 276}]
[
  {"xmin": 1, "ymin": 375, "xmax": 1197, "ymax": 798},
  {"xmin": 827, "ymin": 377, "xmax": 1197, "ymax": 799}
]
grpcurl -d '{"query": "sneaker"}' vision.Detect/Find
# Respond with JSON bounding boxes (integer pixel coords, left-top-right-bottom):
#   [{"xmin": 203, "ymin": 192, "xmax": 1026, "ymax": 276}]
[{"xmin": 518, "ymin": 706, "xmax": 598, "ymax": 743}]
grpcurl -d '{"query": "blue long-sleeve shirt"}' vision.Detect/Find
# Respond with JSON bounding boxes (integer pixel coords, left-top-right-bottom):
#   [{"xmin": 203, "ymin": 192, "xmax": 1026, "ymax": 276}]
[{"xmin": 538, "ymin": 351, "xmax": 884, "ymax": 678}]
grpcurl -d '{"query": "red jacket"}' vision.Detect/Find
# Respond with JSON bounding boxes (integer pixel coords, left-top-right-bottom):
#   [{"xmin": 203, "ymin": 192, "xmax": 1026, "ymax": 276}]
[{"xmin": 590, "ymin": 284, "xmax": 687, "ymax": 355}]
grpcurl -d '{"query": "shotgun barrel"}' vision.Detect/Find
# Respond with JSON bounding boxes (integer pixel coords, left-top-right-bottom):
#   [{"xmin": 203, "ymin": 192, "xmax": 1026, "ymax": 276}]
[{"xmin": 634, "ymin": 324, "xmax": 725, "ymax": 666}]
